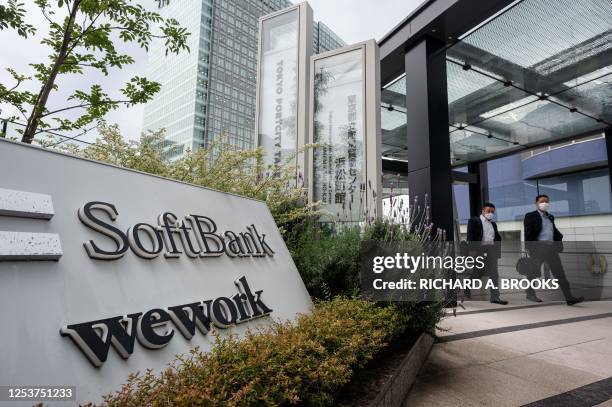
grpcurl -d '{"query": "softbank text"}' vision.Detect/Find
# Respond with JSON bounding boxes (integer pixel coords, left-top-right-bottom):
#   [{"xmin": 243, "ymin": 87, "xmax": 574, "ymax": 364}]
[{"xmin": 78, "ymin": 201, "xmax": 275, "ymax": 260}]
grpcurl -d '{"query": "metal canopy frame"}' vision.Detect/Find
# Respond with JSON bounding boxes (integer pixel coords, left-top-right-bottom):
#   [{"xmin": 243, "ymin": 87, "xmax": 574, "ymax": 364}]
[
  {"xmin": 378, "ymin": 0, "xmax": 516, "ymax": 85},
  {"xmin": 377, "ymin": 0, "xmax": 612, "ymax": 224}
]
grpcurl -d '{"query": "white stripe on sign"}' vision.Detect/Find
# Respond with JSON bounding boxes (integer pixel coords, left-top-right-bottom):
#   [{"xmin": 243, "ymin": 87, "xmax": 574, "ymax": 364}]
[
  {"xmin": 0, "ymin": 231, "xmax": 63, "ymax": 261},
  {"xmin": 0, "ymin": 188, "xmax": 55, "ymax": 219}
]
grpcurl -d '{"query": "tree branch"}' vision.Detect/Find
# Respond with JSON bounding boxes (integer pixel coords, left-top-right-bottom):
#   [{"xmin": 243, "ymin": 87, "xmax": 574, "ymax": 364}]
[
  {"xmin": 22, "ymin": 0, "xmax": 83, "ymax": 143},
  {"xmin": 41, "ymin": 99, "xmax": 132, "ymax": 117},
  {"xmin": 107, "ymin": 26, "xmax": 170, "ymax": 39},
  {"xmin": 2, "ymin": 79, "xmax": 23, "ymax": 96},
  {"xmin": 44, "ymin": 124, "xmax": 97, "ymax": 147},
  {"xmin": 40, "ymin": 7, "xmax": 54, "ymax": 25},
  {"xmin": 5, "ymin": 101, "xmax": 29, "ymax": 122},
  {"xmin": 64, "ymin": 9, "xmax": 104, "ymax": 58}
]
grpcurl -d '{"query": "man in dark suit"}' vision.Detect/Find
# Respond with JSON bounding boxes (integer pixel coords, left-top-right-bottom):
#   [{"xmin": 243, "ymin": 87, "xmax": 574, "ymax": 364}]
[
  {"xmin": 524, "ymin": 194, "xmax": 583, "ymax": 306},
  {"xmin": 467, "ymin": 202, "xmax": 508, "ymax": 305}
]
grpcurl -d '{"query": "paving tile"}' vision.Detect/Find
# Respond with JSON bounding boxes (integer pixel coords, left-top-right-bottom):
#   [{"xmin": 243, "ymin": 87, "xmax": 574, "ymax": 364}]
[
  {"xmin": 530, "ymin": 345, "xmax": 612, "ymax": 377},
  {"xmin": 407, "ymin": 302, "xmax": 612, "ymax": 406},
  {"xmin": 439, "ymin": 304, "xmax": 609, "ymax": 337},
  {"xmin": 488, "ymin": 354, "xmax": 604, "ymax": 392},
  {"xmin": 545, "ymin": 318, "xmax": 612, "ymax": 342},
  {"xmin": 572, "ymin": 338, "xmax": 612, "ymax": 356},
  {"xmin": 420, "ymin": 339, "xmax": 524, "ymax": 376},
  {"xmin": 448, "ymin": 317, "xmax": 612, "ymax": 355},
  {"xmin": 477, "ymin": 327, "xmax": 582, "ymax": 354},
  {"xmin": 424, "ymin": 365, "xmax": 560, "ymax": 407},
  {"xmin": 402, "ymin": 376, "xmax": 475, "ymax": 407},
  {"xmin": 523, "ymin": 377, "xmax": 612, "ymax": 407}
]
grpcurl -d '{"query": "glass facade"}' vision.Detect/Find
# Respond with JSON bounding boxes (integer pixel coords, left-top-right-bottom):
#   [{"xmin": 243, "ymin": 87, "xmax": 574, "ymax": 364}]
[
  {"xmin": 380, "ymin": 75, "xmax": 409, "ymax": 202},
  {"xmin": 539, "ymin": 169, "xmax": 612, "ymax": 217},
  {"xmin": 312, "ymin": 48, "xmax": 364, "ymax": 222},
  {"xmin": 313, "ymin": 22, "xmax": 346, "ymax": 54},
  {"xmin": 455, "ymin": 136, "xmax": 612, "ymax": 223},
  {"xmin": 143, "ymin": 0, "xmax": 345, "ymax": 160},
  {"xmin": 142, "ymin": 0, "xmax": 211, "ymax": 158},
  {"xmin": 380, "ymin": 75, "xmax": 408, "ymax": 162}
]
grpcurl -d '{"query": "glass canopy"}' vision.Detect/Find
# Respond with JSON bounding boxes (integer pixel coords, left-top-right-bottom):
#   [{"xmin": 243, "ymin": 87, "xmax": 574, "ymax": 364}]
[
  {"xmin": 381, "ymin": 75, "xmax": 408, "ymax": 162},
  {"xmin": 446, "ymin": 0, "xmax": 612, "ymax": 165},
  {"xmin": 380, "ymin": 75, "xmax": 408, "ymax": 197}
]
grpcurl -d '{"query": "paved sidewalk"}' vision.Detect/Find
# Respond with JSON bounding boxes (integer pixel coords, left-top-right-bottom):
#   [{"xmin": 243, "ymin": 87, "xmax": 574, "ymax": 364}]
[{"xmin": 404, "ymin": 301, "xmax": 612, "ymax": 406}]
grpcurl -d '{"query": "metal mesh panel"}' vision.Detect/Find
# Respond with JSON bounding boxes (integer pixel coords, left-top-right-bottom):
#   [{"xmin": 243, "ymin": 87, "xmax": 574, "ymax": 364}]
[{"xmin": 446, "ymin": 0, "xmax": 611, "ymax": 165}]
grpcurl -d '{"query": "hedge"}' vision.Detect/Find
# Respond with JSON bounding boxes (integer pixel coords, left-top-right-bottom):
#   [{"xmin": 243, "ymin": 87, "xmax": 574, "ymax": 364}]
[{"xmin": 93, "ymin": 298, "xmax": 412, "ymax": 406}]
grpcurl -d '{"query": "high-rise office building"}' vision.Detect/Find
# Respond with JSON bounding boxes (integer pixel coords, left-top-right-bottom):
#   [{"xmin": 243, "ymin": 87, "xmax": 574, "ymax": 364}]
[{"xmin": 142, "ymin": 0, "xmax": 345, "ymax": 159}]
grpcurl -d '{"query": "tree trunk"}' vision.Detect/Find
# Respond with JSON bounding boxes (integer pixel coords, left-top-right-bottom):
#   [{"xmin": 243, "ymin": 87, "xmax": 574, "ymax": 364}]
[{"xmin": 21, "ymin": 1, "xmax": 80, "ymax": 144}]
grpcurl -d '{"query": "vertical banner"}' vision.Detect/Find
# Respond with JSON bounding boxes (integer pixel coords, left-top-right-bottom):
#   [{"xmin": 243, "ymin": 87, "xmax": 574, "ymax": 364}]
[
  {"xmin": 255, "ymin": 3, "xmax": 312, "ymax": 181},
  {"xmin": 309, "ymin": 40, "xmax": 382, "ymax": 224}
]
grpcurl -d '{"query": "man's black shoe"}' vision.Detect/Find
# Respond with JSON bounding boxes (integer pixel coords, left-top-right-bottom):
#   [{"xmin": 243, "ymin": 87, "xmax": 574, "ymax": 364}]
[
  {"xmin": 491, "ymin": 299, "xmax": 508, "ymax": 305},
  {"xmin": 566, "ymin": 296, "xmax": 584, "ymax": 306},
  {"xmin": 526, "ymin": 293, "xmax": 543, "ymax": 302}
]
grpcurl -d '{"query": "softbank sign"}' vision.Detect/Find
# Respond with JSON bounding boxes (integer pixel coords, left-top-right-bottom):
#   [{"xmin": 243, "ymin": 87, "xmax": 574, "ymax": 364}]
[
  {"xmin": 0, "ymin": 139, "xmax": 312, "ymax": 402},
  {"xmin": 77, "ymin": 202, "xmax": 276, "ymax": 260}
]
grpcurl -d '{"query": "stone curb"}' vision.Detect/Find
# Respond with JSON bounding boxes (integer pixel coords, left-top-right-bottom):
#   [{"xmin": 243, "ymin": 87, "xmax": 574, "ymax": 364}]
[{"xmin": 368, "ymin": 332, "xmax": 435, "ymax": 407}]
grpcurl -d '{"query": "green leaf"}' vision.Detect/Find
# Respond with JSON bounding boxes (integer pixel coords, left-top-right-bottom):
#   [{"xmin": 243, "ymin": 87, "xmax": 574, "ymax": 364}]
[{"xmin": 3, "ymin": 0, "xmax": 190, "ymax": 140}]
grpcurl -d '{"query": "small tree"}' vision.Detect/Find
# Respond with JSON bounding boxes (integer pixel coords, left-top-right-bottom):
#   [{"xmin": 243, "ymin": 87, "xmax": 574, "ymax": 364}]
[
  {"xmin": 0, "ymin": 0, "xmax": 190, "ymax": 143},
  {"xmin": 48, "ymin": 123, "xmax": 318, "ymax": 231}
]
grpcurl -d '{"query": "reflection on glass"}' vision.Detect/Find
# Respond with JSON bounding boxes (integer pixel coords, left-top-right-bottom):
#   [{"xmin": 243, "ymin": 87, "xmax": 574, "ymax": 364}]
[
  {"xmin": 453, "ymin": 184, "xmax": 470, "ymax": 223},
  {"xmin": 313, "ymin": 49, "xmax": 364, "ymax": 222},
  {"xmin": 539, "ymin": 169, "xmax": 612, "ymax": 217},
  {"xmin": 486, "ymin": 158, "xmax": 611, "ymax": 221},
  {"xmin": 461, "ymin": 0, "xmax": 611, "ymax": 71},
  {"xmin": 446, "ymin": 0, "xmax": 611, "ymax": 165},
  {"xmin": 487, "ymin": 155, "xmax": 539, "ymax": 222},
  {"xmin": 381, "ymin": 75, "xmax": 408, "ymax": 161},
  {"xmin": 258, "ymin": 9, "xmax": 299, "ymax": 170},
  {"xmin": 482, "ymin": 100, "xmax": 604, "ymax": 143},
  {"xmin": 382, "ymin": 172, "xmax": 409, "ymax": 223},
  {"xmin": 449, "ymin": 98, "xmax": 607, "ymax": 164},
  {"xmin": 551, "ymin": 73, "xmax": 612, "ymax": 123}
]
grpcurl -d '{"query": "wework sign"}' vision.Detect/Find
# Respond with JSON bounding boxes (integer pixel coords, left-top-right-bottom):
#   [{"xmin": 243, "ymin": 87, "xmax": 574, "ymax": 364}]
[
  {"xmin": 61, "ymin": 274, "xmax": 272, "ymax": 367},
  {"xmin": 0, "ymin": 139, "xmax": 312, "ymax": 402}
]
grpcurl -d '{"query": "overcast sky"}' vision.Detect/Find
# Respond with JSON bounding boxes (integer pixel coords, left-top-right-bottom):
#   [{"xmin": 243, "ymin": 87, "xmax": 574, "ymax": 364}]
[{"xmin": 0, "ymin": 0, "xmax": 422, "ymax": 143}]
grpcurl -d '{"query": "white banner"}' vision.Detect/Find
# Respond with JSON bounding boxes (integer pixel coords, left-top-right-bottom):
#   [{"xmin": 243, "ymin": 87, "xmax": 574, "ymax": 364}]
[
  {"xmin": 258, "ymin": 9, "xmax": 299, "ymax": 170},
  {"xmin": 313, "ymin": 49, "xmax": 365, "ymax": 221}
]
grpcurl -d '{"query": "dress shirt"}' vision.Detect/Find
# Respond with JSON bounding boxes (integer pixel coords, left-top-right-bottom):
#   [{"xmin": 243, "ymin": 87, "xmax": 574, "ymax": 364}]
[
  {"xmin": 537, "ymin": 210, "xmax": 554, "ymax": 241},
  {"xmin": 480, "ymin": 214, "xmax": 495, "ymax": 243}
]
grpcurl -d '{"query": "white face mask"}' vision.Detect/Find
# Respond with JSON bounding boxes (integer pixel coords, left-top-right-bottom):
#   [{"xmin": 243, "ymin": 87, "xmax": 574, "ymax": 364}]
[
  {"xmin": 483, "ymin": 212, "xmax": 494, "ymax": 220},
  {"xmin": 538, "ymin": 202, "xmax": 550, "ymax": 212}
]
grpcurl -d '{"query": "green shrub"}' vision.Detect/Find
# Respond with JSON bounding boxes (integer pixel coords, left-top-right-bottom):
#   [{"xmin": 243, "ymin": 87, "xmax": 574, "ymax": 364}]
[
  {"xmin": 285, "ymin": 223, "xmax": 361, "ymax": 299},
  {"xmin": 42, "ymin": 123, "xmax": 317, "ymax": 232},
  {"xmin": 286, "ymin": 219, "xmax": 421, "ymax": 300},
  {"xmin": 284, "ymin": 218, "xmax": 446, "ymax": 336},
  {"xmin": 362, "ymin": 218, "xmax": 417, "ymax": 242},
  {"xmin": 94, "ymin": 298, "xmax": 412, "ymax": 407}
]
